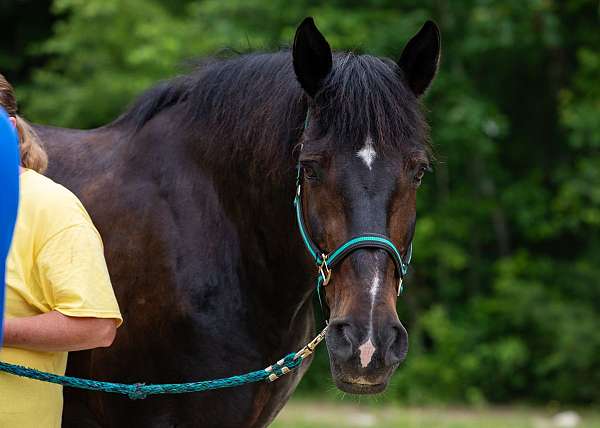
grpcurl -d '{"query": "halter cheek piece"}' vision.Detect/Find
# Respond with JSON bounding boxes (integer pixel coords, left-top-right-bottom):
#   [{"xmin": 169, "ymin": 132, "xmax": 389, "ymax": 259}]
[{"xmin": 294, "ymin": 109, "xmax": 414, "ymax": 319}]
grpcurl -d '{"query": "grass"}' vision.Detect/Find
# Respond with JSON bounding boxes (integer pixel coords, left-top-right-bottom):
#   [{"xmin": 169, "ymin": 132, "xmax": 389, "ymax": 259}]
[{"xmin": 271, "ymin": 399, "xmax": 600, "ymax": 428}]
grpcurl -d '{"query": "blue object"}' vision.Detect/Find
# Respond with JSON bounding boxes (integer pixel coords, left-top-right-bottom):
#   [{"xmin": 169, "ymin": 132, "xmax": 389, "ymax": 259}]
[{"xmin": 0, "ymin": 107, "xmax": 20, "ymax": 345}]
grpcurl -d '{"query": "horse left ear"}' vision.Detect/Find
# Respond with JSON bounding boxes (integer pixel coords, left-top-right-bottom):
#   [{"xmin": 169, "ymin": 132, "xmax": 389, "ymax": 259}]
[
  {"xmin": 293, "ymin": 17, "xmax": 333, "ymax": 97},
  {"xmin": 398, "ymin": 21, "xmax": 441, "ymax": 97}
]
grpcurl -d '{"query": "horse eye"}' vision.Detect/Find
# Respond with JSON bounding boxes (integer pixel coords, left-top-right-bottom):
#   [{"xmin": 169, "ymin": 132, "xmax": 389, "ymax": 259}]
[
  {"xmin": 303, "ymin": 165, "xmax": 318, "ymax": 180},
  {"xmin": 414, "ymin": 165, "xmax": 429, "ymax": 186}
]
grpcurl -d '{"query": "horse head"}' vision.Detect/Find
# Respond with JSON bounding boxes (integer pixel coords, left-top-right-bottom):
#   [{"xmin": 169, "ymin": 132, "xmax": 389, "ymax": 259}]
[{"xmin": 292, "ymin": 17, "xmax": 440, "ymax": 394}]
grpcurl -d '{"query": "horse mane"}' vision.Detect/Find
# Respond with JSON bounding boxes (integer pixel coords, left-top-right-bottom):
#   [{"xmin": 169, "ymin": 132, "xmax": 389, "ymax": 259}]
[
  {"xmin": 110, "ymin": 50, "xmax": 430, "ymax": 175},
  {"xmin": 110, "ymin": 75, "xmax": 195, "ymax": 132}
]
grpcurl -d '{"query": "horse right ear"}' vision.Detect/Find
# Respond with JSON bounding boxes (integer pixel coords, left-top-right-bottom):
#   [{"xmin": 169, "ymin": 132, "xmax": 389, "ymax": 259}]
[
  {"xmin": 398, "ymin": 21, "xmax": 441, "ymax": 97},
  {"xmin": 293, "ymin": 17, "xmax": 333, "ymax": 98}
]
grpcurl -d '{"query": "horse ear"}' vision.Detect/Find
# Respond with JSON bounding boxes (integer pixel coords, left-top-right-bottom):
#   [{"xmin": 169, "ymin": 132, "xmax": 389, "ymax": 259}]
[
  {"xmin": 293, "ymin": 17, "xmax": 333, "ymax": 97},
  {"xmin": 398, "ymin": 21, "xmax": 441, "ymax": 97}
]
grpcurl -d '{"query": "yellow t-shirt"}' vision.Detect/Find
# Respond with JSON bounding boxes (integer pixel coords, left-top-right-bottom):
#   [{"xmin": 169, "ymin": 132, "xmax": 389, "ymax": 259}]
[{"xmin": 0, "ymin": 169, "xmax": 122, "ymax": 428}]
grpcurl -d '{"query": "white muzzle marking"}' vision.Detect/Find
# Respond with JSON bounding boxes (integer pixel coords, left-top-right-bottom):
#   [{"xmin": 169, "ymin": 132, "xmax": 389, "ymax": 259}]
[{"xmin": 358, "ymin": 338, "xmax": 376, "ymax": 368}]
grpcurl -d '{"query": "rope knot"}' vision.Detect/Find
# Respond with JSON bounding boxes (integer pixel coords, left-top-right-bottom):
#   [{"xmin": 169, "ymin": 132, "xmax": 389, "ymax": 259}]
[{"xmin": 127, "ymin": 383, "xmax": 148, "ymax": 400}]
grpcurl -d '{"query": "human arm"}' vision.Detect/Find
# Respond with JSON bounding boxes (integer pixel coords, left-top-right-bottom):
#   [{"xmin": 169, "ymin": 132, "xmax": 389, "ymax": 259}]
[{"xmin": 2, "ymin": 310, "xmax": 117, "ymax": 352}]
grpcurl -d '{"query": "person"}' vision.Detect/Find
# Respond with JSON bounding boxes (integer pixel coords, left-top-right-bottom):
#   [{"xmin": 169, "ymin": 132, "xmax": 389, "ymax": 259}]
[
  {"xmin": 0, "ymin": 73, "xmax": 123, "ymax": 428},
  {"xmin": 0, "ymin": 106, "xmax": 20, "ymax": 345}
]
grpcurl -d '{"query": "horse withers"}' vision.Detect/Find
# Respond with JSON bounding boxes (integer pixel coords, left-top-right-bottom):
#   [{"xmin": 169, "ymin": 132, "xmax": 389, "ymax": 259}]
[{"xmin": 37, "ymin": 17, "xmax": 440, "ymax": 428}]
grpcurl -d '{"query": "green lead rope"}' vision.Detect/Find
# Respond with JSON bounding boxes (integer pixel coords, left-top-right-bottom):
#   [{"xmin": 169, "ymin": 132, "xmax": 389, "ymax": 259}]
[{"xmin": 0, "ymin": 328, "xmax": 328, "ymax": 400}]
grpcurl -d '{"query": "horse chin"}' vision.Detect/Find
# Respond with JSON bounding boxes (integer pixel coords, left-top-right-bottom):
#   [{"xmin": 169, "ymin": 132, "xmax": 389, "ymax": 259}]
[
  {"xmin": 334, "ymin": 378, "xmax": 389, "ymax": 395},
  {"xmin": 330, "ymin": 363, "xmax": 396, "ymax": 395}
]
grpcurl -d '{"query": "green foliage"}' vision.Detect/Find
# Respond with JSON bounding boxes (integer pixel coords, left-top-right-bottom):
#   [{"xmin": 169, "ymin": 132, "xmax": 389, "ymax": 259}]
[{"xmin": 4, "ymin": 0, "xmax": 599, "ymax": 406}]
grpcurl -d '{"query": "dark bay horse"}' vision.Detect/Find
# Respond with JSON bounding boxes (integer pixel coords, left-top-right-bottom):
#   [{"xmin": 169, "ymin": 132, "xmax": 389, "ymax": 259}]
[{"xmin": 36, "ymin": 17, "xmax": 440, "ymax": 428}]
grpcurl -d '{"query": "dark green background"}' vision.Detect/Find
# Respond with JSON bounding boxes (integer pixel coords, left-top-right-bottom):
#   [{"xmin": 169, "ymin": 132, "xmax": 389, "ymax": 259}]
[{"xmin": 2, "ymin": 0, "xmax": 599, "ymax": 406}]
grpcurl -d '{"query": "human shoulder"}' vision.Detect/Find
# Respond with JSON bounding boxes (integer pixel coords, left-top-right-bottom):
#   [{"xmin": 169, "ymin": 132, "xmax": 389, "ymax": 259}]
[
  {"xmin": 21, "ymin": 169, "xmax": 85, "ymax": 210},
  {"xmin": 20, "ymin": 169, "xmax": 94, "ymax": 238}
]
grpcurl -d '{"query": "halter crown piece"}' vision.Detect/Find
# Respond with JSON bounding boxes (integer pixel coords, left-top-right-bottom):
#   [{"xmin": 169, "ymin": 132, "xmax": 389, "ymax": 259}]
[{"xmin": 294, "ymin": 107, "xmax": 413, "ymax": 320}]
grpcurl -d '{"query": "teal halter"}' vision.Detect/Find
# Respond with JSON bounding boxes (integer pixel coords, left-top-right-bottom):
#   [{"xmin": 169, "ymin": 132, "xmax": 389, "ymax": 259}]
[{"xmin": 294, "ymin": 109, "xmax": 413, "ymax": 319}]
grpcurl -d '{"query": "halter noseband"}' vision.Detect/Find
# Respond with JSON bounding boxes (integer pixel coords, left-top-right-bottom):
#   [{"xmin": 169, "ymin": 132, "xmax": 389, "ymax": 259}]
[{"xmin": 294, "ymin": 108, "xmax": 414, "ymax": 319}]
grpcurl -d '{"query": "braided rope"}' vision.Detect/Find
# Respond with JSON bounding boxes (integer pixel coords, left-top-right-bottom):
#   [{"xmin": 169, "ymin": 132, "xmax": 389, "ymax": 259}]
[{"xmin": 0, "ymin": 327, "xmax": 327, "ymax": 400}]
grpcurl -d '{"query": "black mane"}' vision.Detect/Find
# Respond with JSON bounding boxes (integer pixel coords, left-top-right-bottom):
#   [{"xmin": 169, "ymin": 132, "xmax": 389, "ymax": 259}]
[{"xmin": 112, "ymin": 50, "xmax": 429, "ymax": 170}]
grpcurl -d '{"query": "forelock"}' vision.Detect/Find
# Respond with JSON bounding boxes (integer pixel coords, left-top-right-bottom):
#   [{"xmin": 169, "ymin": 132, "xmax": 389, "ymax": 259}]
[{"xmin": 315, "ymin": 53, "xmax": 429, "ymax": 158}]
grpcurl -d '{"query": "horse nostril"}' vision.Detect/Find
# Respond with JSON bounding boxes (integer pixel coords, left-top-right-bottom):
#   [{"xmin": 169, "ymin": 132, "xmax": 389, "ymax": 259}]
[
  {"xmin": 330, "ymin": 321, "xmax": 355, "ymax": 342},
  {"xmin": 327, "ymin": 320, "xmax": 357, "ymax": 362},
  {"xmin": 384, "ymin": 323, "xmax": 409, "ymax": 366}
]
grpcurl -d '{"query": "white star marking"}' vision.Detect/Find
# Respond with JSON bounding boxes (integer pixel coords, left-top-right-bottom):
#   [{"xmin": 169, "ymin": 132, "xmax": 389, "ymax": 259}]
[{"xmin": 357, "ymin": 136, "xmax": 377, "ymax": 170}]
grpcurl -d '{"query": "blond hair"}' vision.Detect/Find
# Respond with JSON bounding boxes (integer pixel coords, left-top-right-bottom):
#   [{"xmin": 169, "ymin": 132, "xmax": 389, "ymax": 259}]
[{"xmin": 0, "ymin": 73, "xmax": 48, "ymax": 173}]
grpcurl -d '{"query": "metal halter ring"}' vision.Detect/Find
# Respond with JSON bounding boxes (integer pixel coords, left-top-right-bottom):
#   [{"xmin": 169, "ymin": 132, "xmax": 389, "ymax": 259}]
[{"xmin": 318, "ymin": 254, "xmax": 332, "ymax": 286}]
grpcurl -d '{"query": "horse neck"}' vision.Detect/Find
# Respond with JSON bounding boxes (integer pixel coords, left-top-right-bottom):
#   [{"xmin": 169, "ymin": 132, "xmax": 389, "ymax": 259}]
[
  {"xmin": 183, "ymin": 66, "xmax": 315, "ymax": 311},
  {"xmin": 207, "ymin": 151, "xmax": 316, "ymax": 323},
  {"xmin": 120, "ymin": 63, "xmax": 316, "ymax": 327},
  {"xmin": 145, "ymin": 108, "xmax": 315, "ymax": 328}
]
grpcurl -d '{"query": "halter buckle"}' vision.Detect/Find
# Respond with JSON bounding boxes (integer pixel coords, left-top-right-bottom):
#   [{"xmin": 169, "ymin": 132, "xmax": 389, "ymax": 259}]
[
  {"xmin": 318, "ymin": 254, "xmax": 332, "ymax": 286},
  {"xmin": 397, "ymin": 277, "xmax": 403, "ymax": 296}
]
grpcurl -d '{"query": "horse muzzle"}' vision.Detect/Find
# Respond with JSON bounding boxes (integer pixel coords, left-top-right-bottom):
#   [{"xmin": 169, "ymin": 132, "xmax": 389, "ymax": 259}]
[{"xmin": 325, "ymin": 317, "xmax": 408, "ymax": 394}]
